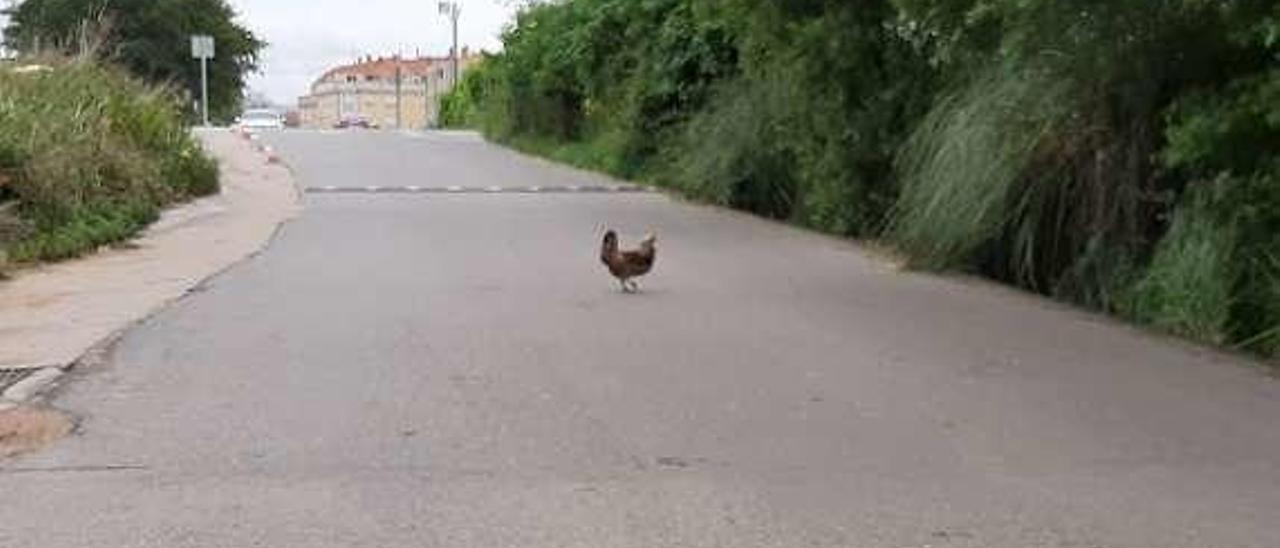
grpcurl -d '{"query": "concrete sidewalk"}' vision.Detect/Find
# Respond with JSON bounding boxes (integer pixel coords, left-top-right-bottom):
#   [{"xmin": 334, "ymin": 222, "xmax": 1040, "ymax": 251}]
[{"xmin": 0, "ymin": 130, "xmax": 299, "ymax": 378}]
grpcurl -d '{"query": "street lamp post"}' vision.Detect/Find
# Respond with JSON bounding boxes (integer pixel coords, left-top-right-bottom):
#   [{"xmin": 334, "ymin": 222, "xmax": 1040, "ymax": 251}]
[{"xmin": 438, "ymin": 2, "xmax": 460, "ymax": 88}]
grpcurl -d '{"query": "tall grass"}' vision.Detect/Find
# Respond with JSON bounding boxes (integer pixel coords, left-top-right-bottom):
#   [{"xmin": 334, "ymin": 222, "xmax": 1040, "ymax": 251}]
[
  {"xmin": 1121, "ymin": 172, "xmax": 1280, "ymax": 355},
  {"xmin": 1223, "ymin": 169, "xmax": 1280, "ymax": 356},
  {"xmin": 1121, "ymin": 190, "xmax": 1237, "ymax": 344},
  {"xmin": 662, "ymin": 69, "xmax": 800, "ymax": 219},
  {"xmin": 890, "ymin": 65, "xmax": 1074, "ymax": 272},
  {"xmin": 0, "ymin": 57, "xmax": 217, "ymax": 266},
  {"xmin": 1237, "ymin": 251, "xmax": 1280, "ymax": 356}
]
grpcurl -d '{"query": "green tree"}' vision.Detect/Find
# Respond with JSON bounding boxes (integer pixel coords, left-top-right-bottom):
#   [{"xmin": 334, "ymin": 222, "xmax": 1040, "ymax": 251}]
[{"xmin": 3, "ymin": 0, "xmax": 265, "ymax": 122}]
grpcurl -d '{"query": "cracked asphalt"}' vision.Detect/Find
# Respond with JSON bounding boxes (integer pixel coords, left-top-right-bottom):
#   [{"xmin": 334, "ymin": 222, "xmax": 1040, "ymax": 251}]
[{"xmin": 2, "ymin": 130, "xmax": 1278, "ymax": 547}]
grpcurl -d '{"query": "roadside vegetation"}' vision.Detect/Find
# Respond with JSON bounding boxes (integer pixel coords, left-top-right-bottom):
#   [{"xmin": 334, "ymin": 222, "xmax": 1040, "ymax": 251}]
[
  {"xmin": 0, "ymin": 0, "xmax": 263, "ymax": 269},
  {"xmin": 0, "ymin": 58, "xmax": 218, "ymax": 267},
  {"xmin": 442, "ymin": 0, "xmax": 1280, "ymax": 359},
  {"xmin": 3, "ymin": 0, "xmax": 265, "ymax": 123}
]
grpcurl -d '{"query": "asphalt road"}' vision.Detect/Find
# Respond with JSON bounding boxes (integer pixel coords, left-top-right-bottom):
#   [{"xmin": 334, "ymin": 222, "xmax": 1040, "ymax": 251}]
[{"xmin": 3, "ymin": 130, "xmax": 1278, "ymax": 547}]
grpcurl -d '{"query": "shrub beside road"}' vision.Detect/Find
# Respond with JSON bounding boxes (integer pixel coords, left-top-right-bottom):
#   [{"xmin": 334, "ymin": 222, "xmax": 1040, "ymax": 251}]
[{"xmin": 0, "ymin": 59, "xmax": 218, "ymax": 267}]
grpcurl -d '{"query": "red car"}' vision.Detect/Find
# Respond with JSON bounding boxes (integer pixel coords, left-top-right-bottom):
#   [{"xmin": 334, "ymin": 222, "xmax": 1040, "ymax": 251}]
[{"xmin": 335, "ymin": 115, "xmax": 377, "ymax": 129}]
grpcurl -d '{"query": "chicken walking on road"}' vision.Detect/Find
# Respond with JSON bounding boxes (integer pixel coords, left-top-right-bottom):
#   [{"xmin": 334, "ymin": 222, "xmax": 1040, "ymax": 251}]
[{"xmin": 600, "ymin": 230, "xmax": 657, "ymax": 293}]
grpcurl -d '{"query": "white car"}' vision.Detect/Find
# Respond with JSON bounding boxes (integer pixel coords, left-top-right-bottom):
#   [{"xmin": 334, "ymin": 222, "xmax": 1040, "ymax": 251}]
[{"xmin": 235, "ymin": 109, "xmax": 284, "ymax": 131}]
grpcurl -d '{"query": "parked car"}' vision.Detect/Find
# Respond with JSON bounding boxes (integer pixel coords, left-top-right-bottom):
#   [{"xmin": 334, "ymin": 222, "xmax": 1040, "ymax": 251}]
[
  {"xmin": 335, "ymin": 115, "xmax": 377, "ymax": 130},
  {"xmin": 235, "ymin": 109, "xmax": 284, "ymax": 131}
]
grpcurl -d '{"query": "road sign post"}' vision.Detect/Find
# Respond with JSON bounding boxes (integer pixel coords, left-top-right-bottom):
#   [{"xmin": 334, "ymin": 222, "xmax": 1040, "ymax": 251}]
[{"xmin": 191, "ymin": 35, "xmax": 215, "ymax": 126}]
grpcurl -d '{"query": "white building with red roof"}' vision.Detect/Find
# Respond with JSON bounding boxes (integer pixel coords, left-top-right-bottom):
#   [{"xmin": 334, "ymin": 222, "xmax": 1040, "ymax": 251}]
[{"xmin": 297, "ymin": 49, "xmax": 480, "ymax": 130}]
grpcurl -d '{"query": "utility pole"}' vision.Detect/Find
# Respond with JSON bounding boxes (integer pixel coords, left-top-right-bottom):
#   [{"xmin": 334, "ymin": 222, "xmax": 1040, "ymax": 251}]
[
  {"xmin": 190, "ymin": 35, "xmax": 215, "ymax": 126},
  {"xmin": 438, "ymin": 2, "xmax": 461, "ymax": 88},
  {"xmin": 395, "ymin": 64, "xmax": 403, "ymax": 130},
  {"xmin": 425, "ymin": 72, "xmax": 433, "ymax": 129}
]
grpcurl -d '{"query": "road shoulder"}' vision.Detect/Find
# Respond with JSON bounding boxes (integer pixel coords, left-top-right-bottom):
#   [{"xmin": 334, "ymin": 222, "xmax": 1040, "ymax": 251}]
[{"xmin": 0, "ymin": 130, "xmax": 300, "ymax": 409}]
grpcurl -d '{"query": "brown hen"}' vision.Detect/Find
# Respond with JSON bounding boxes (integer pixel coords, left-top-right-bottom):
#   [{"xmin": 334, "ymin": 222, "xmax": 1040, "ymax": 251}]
[{"xmin": 600, "ymin": 230, "xmax": 656, "ymax": 293}]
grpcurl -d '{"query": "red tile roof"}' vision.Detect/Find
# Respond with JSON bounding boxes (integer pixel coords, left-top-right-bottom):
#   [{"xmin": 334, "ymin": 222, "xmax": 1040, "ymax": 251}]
[
  {"xmin": 314, "ymin": 51, "xmax": 481, "ymax": 86},
  {"xmin": 319, "ymin": 57, "xmax": 439, "ymax": 83}
]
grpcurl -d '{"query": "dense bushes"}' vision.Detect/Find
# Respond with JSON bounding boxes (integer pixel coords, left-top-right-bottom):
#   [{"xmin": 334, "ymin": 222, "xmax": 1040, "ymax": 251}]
[
  {"xmin": 439, "ymin": 62, "xmax": 491, "ymax": 129},
  {"xmin": 0, "ymin": 59, "xmax": 218, "ymax": 265},
  {"xmin": 443, "ymin": 0, "xmax": 1279, "ymax": 358}
]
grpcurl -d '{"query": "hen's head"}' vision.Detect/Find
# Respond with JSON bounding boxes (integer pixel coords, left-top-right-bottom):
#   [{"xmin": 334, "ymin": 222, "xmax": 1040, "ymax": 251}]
[{"xmin": 640, "ymin": 231, "xmax": 657, "ymax": 251}]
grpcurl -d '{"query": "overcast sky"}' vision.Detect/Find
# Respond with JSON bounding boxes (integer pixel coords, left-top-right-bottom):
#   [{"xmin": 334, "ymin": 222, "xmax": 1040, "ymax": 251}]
[{"xmin": 226, "ymin": 0, "xmax": 521, "ymax": 105}]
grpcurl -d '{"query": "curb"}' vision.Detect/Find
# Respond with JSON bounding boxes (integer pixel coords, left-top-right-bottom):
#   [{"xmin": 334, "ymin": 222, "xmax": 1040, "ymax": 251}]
[
  {"xmin": 246, "ymin": 131, "xmax": 281, "ymax": 164},
  {"xmin": 1, "ymin": 366, "xmax": 65, "ymax": 407},
  {"xmin": 1, "ymin": 131, "xmax": 300, "ymax": 412}
]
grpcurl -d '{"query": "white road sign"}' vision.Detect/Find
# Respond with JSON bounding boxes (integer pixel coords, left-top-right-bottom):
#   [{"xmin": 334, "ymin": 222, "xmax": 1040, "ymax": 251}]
[{"xmin": 191, "ymin": 35, "xmax": 215, "ymax": 59}]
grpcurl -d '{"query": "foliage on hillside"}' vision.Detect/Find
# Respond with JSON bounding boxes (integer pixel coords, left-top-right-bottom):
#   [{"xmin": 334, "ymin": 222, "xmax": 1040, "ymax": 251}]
[
  {"xmin": 3, "ymin": 0, "xmax": 265, "ymax": 122},
  {"xmin": 0, "ymin": 59, "xmax": 218, "ymax": 266},
  {"xmin": 441, "ymin": 0, "xmax": 1280, "ymax": 358}
]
